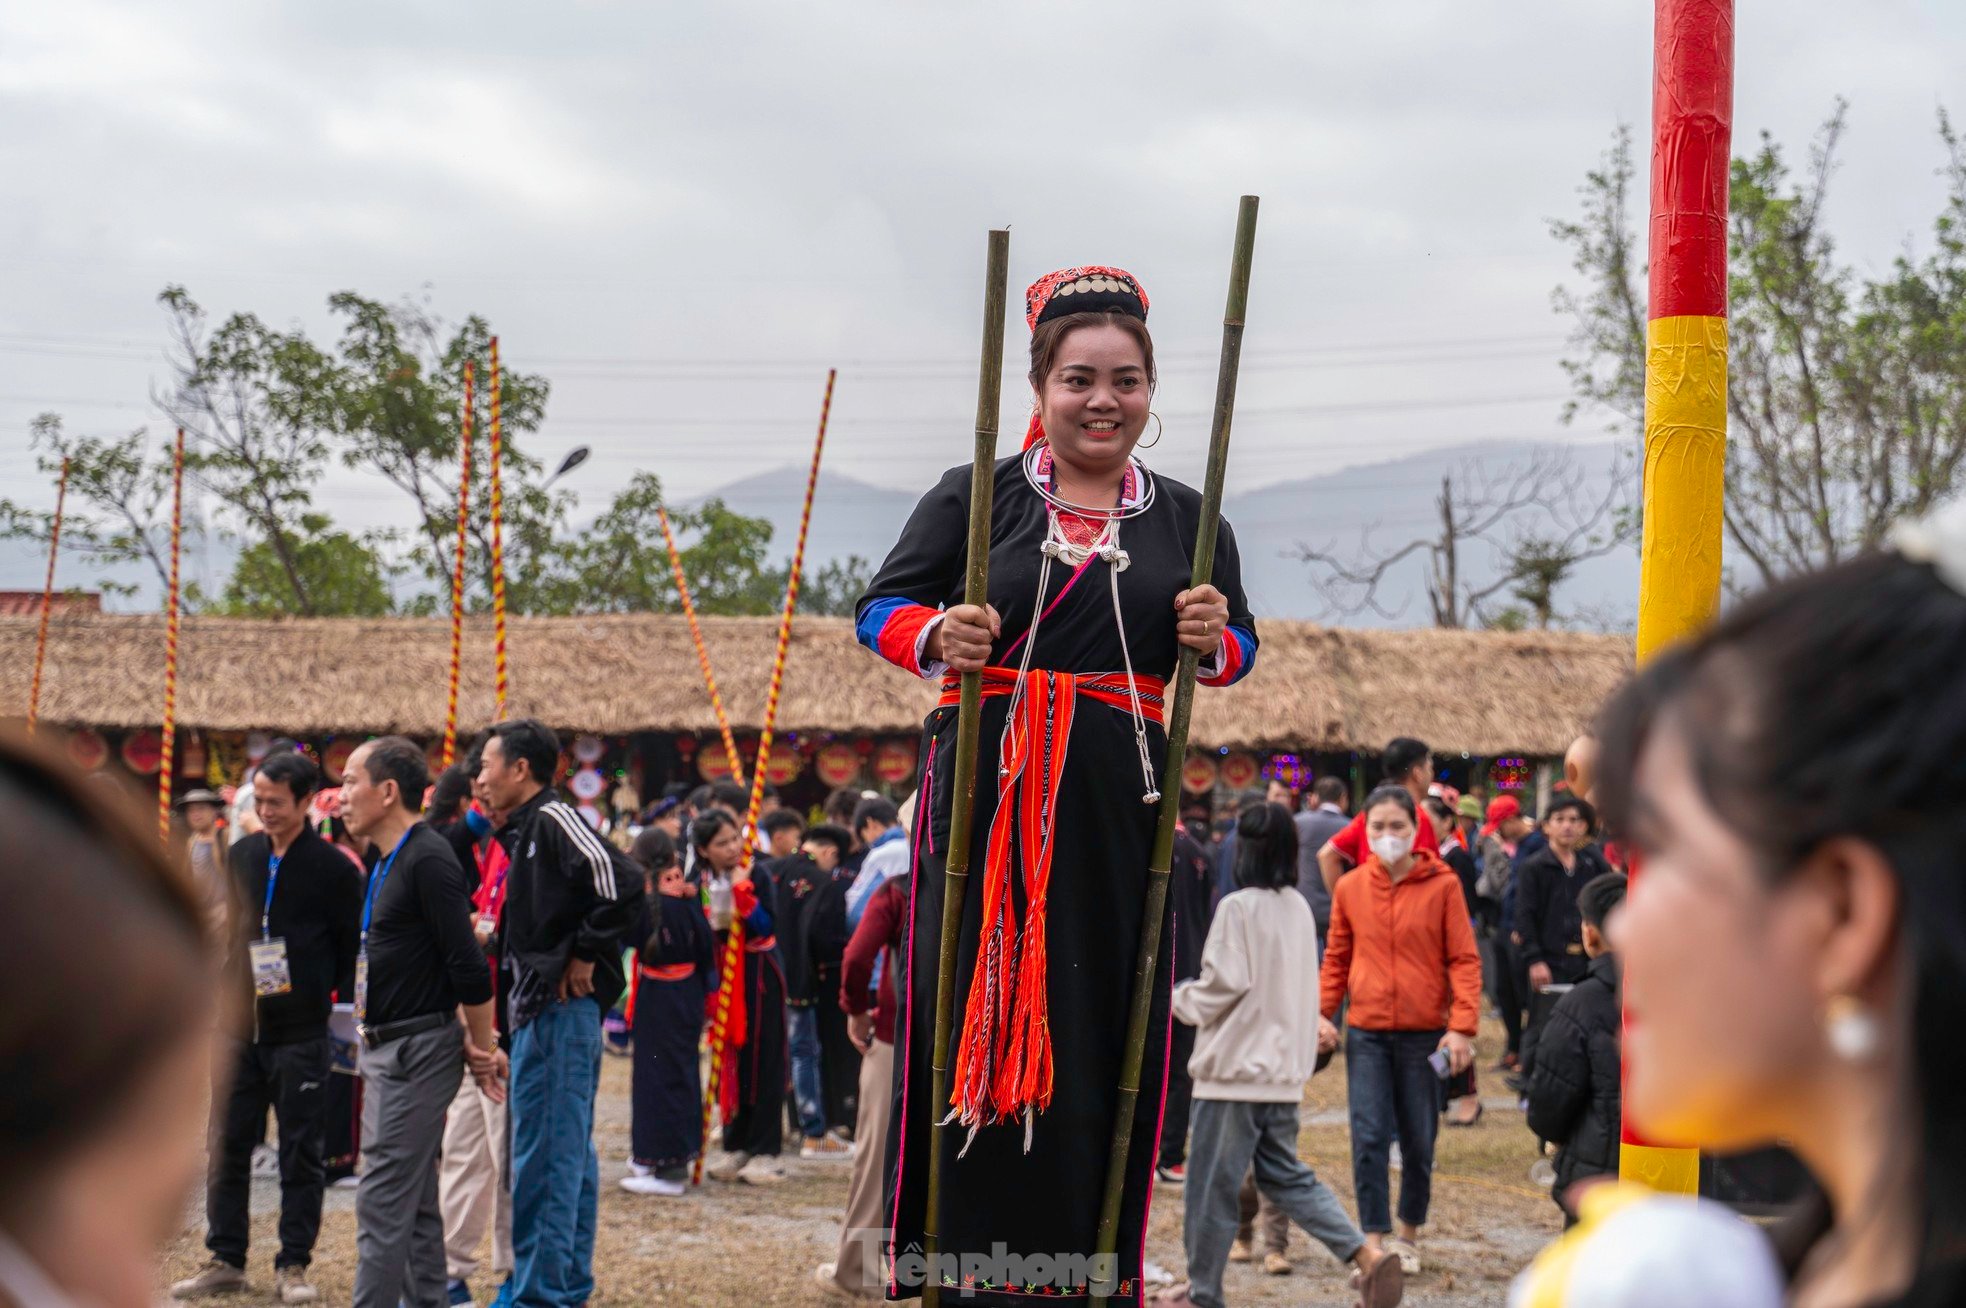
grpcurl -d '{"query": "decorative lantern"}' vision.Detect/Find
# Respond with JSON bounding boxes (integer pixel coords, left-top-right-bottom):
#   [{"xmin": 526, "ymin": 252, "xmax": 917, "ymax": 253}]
[
  {"xmin": 1181, "ymin": 753, "xmax": 1219, "ymax": 794},
  {"xmin": 573, "ymin": 733, "xmax": 605, "ymax": 765},
  {"xmin": 874, "ymin": 739, "xmax": 918, "ymax": 786},
  {"xmin": 815, "ymin": 742, "xmax": 861, "ymax": 788},
  {"xmin": 322, "ymin": 738, "xmax": 356, "ymax": 783},
  {"xmin": 67, "ymin": 728, "xmax": 109, "ymax": 772},
  {"xmin": 180, "ymin": 730, "xmax": 208, "ymax": 779},
  {"xmin": 121, "ymin": 728, "xmax": 164, "ymax": 776},
  {"xmin": 1219, "ymin": 751, "xmax": 1259, "ymax": 792},
  {"xmin": 569, "ymin": 767, "xmax": 606, "ymax": 802},
  {"xmin": 1263, "ymin": 752, "xmax": 1313, "ymax": 790},
  {"xmin": 698, "ymin": 749, "xmax": 736, "ymax": 783},
  {"xmin": 765, "ymin": 740, "xmax": 801, "ymax": 787},
  {"xmin": 1488, "ymin": 756, "xmax": 1532, "ymax": 793}
]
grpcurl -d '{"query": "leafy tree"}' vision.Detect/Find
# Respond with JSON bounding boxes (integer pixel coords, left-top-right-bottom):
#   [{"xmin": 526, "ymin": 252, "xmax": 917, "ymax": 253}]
[
  {"xmin": 1552, "ymin": 104, "xmax": 1966, "ymax": 586},
  {"xmin": 787, "ymin": 555, "xmax": 873, "ymax": 618},
  {"xmin": 0, "ymin": 415, "xmax": 178, "ymax": 601},
  {"xmin": 210, "ymin": 514, "xmax": 394, "ymax": 616}
]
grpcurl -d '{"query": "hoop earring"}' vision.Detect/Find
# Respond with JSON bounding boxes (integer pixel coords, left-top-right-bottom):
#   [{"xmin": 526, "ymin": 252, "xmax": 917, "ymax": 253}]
[{"xmin": 1139, "ymin": 411, "xmax": 1164, "ymax": 449}]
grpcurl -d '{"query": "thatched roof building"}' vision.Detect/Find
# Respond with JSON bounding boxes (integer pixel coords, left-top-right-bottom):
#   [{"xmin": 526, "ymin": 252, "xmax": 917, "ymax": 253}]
[{"xmin": 0, "ymin": 612, "xmax": 1631, "ymax": 757}]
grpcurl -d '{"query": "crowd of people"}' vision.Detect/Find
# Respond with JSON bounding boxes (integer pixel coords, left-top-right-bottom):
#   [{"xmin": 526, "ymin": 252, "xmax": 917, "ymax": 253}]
[{"xmin": 1, "ymin": 261, "xmax": 1962, "ymax": 1308}]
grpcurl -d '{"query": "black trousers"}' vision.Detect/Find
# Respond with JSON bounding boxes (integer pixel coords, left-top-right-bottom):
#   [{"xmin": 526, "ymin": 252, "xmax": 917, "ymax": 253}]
[
  {"xmin": 1486, "ymin": 932, "xmax": 1524, "ymax": 1057},
  {"xmin": 207, "ymin": 1036, "xmax": 331, "ymax": 1270},
  {"xmin": 812, "ymin": 963, "xmax": 860, "ymax": 1133},
  {"xmin": 1159, "ymin": 1021, "xmax": 1198, "ymax": 1169}
]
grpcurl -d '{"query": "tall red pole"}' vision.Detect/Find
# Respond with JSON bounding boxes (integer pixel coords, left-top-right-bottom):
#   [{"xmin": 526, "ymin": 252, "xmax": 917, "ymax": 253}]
[
  {"xmin": 26, "ymin": 457, "xmax": 70, "ymax": 737},
  {"xmin": 1623, "ymin": 0, "xmax": 1733, "ymax": 1195},
  {"xmin": 489, "ymin": 338, "xmax": 509, "ymax": 720},
  {"xmin": 697, "ymin": 369, "xmax": 835, "ymax": 1183},
  {"xmin": 159, "ymin": 430, "xmax": 185, "ymax": 844},
  {"xmin": 443, "ymin": 362, "xmax": 476, "ymax": 769},
  {"xmin": 658, "ymin": 506, "xmax": 743, "ymax": 782}
]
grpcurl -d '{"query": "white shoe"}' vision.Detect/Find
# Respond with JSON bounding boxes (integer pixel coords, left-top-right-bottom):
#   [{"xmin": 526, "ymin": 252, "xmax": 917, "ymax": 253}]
[
  {"xmin": 330, "ymin": 1173, "xmax": 360, "ymax": 1190},
  {"xmin": 618, "ymin": 1173, "xmax": 687, "ymax": 1197},
  {"xmin": 1142, "ymin": 1259, "xmax": 1176, "ymax": 1287},
  {"xmin": 250, "ymin": 1144, "xmax": 278, "ymax": 1177},
  {"xmin": 801, "ymin": 1134, "xmax": 855, "ymax": 1160},
  {"xmin": 705, "ymin": 1151, "xmax": 750, "ymax": 1182},
  {"xmin": 737, "ymin": 1154, "xmax": 787, "ymax": 1186},
  {"xmin": 626, "ymin": 1159, "xmax": 652, "ymax": 1179}
]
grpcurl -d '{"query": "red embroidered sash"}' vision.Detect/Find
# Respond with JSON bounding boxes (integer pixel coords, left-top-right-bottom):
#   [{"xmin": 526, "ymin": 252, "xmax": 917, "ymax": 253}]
[{"xmin": 934, "ymin": 667, "xmax": 1165, "ymax": 1140}]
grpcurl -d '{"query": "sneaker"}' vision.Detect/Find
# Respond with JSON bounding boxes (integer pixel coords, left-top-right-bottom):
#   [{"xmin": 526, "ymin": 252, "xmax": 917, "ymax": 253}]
[
  {"xmin": 619, "ymin": 1173, "xmax": 688, "ymax": 1197},
  {"xmin": 1529, "ymin": 1158, "xmax": 1557, "ymax": 1189},
  {"xmin": 1227, "ymin": 1238, "xmax": 1253, "ymax": 1263},
  {"xmin": 447, "ymin": 1279, "xmax": 473, "ymax": 1306},
  {"xmin": 1262, "ymin": 1251, "xmax": 1291, "ymax": 1276},
  {"xmin": 705, "ymin": 1150, "xmax": 751, "ymax": 1182},
  {"xmin": 170, "ymin": 1260, "xmax": 246, "ymax": 1299},
  {"xmin": 275, "ymin": 1267, "xmax": 319, "ymax": 1304},
  {"xmin": 1155, "ymin": 1163, "xmax": 1185, "ymax": 1186},
  {"xmin": 813, "ymin": 1263, "xmax": 849, "ymax": 1298},
  {"xmin": 737, "ymin": 1154, "xmax": 787, "ymax": 1186},
  {"xmin": 827, "ymin": 1125, "xmax": 855, "ymax": 1146},
  {"xmin": 1388, "ymin": 1141, "xmax": 1403, "ymax": 1173},
  {"xmin": 330, "ymin": 1173, "xmax": 361, "ymax": 1190},
  {"xmin": 801, "ymin": 1133, "xmax": 855, "ymax": 1160},
  {"xmin": 1142, "ymin": 1259, "xmax": 1176, "ymax": 1287},
  {"xmin": 1383, "ymin": 1237, "xmax": 1422, "ymax": 1276},
  {"xmin": 626, "ymin": 1159, "xmax": 653, "ymax": 1179}
]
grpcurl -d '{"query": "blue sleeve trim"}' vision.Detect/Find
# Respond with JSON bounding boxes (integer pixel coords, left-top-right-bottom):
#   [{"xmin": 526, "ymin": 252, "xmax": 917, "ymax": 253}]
[{"xmin": 855, "ymin": 596, "xmax": 911, "ymax": 653}]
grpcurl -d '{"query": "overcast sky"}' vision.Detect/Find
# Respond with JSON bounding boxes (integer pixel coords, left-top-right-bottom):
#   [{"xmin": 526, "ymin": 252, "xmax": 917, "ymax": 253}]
[{"xmin": 3, "ymin": 0, "xmax": 1962, "ymax": 545}]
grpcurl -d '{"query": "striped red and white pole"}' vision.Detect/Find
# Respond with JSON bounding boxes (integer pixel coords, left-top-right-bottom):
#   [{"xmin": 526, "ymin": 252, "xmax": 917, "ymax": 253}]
[
  {"xmin": 659, "ymin": 505, "xmax": 743, "ymax": 782},
  {"xmin": 1623, "ymin": 0, "xmax": 1732, "ymax": 1195},
  {"xmin": 159, "ymin": 429, "xmax": 186, "ymax": 844},
  {"xmin": 489, "ymin": 338, "xmax": 509, "ymax": 720},
  {"xmin": 698, "ymin": 369, "xmax": 835, "ymax": 1183},
  {"xmin": 26, "ymin": 456, "xmax": 70, "ymax": 737},
  {"xmin": 442, "ymin": 362, "xmax": 475, "ymax": 769}
]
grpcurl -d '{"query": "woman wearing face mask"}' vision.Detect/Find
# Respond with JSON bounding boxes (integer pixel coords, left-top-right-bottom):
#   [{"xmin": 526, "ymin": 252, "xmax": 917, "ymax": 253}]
[
  {"xmin": 1558, "ymin": 500, "xmax": 1966, "ymax": 1308},
  {"xmin": 1319, "ymin": 786, "xmax": 1482, "ymax": 1276},
  {"xmin": 0, "ymin": 732, "xmax": 219, "ymax": 1308}
]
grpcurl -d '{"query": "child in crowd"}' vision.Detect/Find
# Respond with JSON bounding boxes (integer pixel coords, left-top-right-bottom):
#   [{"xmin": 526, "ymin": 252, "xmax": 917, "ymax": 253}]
[
  {"xmin": 621, "ymin": 833, "xmax": 714, "ymax": 1197},
  {"xmin": 1525, "ymin": 872, "xmax": 1627, "ymax": 1225},
  {"xmin": 1154, "ymin": 804, "xmax": 1404, "ymax": 1308}
]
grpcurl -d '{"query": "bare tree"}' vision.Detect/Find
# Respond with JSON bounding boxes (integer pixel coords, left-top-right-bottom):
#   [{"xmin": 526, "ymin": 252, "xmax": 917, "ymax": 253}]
[{"xmin": 1295, "ymin": 448, "xmax": 1632, "ymax": 629}]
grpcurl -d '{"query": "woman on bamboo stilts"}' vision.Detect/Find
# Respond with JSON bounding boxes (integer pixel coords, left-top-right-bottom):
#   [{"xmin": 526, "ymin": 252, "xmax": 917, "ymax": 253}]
[{"xmin": 857, "ymin": 267, "xmax": 1259, "ymax": 1304}]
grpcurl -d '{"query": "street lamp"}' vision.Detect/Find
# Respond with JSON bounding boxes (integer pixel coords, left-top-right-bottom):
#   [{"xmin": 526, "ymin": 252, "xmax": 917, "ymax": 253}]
[{"xmin": 543, "ymin": 446, "xmax": 590, "ymax": 489}]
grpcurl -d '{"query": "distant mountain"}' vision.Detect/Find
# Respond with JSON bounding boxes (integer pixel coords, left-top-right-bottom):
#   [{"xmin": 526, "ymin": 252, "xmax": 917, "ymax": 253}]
[{"xmin": 694, "ymin": 440, "xmax": 1638, "ymax": 629}]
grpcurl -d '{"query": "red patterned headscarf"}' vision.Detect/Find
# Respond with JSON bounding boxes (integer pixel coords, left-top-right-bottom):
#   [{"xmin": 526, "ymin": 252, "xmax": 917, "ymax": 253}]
[{"xmin": 1023, "ymin": 266, "xmax": 1150, "ymax": 450}]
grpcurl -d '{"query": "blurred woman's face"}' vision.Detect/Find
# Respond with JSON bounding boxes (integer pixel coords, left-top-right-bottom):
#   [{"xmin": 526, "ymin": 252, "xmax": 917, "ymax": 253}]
[
  {"xmin": 1365, "ymin": 802, "xmax": 1414, "ymax": 841},
  {"xmin": 701, "ymin": 825, "xmax": 744, "ymax": 873},
  {"xmin": 1618, "ymin": 716, "xmax": 1830, "ymax": 1151}
]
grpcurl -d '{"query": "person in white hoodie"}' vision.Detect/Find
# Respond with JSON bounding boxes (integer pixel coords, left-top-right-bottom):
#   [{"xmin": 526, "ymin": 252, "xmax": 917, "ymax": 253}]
[{"xmin": 1154, "ymin": 804, "xmax": 1404, "ymax": 1308}]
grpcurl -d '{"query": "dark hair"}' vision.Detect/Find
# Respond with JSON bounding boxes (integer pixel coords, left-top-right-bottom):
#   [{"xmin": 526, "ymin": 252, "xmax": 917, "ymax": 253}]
[
  {"xmin": 487, "ymin": 719, "xmax": 559, "ymax": 788},
  {"xmin": 256, "ymin": 749, "xmax": 320, "ymax": 802},
  {"xmin": 1542, "ymin": 793, "xmax": 1598, "ymax": 833},
  {"xmin": 0, "ymin": 731, "xmax": 212, "ymax": 1215},
  {"xmin": 690, "ymin": 808, "xmax": 738, "ymax": 853},
  {"xmin": 1578, "ymin": 871, "xmax": 1627, "ymax": 931},
  {"xmin": 1029, "ymin": 309, "xmax": 1157, "ymax": 395},
  {"xmin": 630, "ymin": 826, "xmax": 678, "ymax": 875},
  {"xmin": 1233, "ymin": 802, "xmax": 1298, "ymax": 890},
  {"xmin": 1382, "ymin": 738, "xmax": 1431, "ymax": 784},
  {"xmin": 1362, "ymin": 784, "xmax": 1417, "ymax": 823},
  {"xmin": 710, "ymin": 779, "xmax": 750, "ymax": 813},
  {"xmin": 356, "ymin": 736, "xmax": 431, "ymax": 813},
  {"xmin": 761, "ymin": 807, "xmax": 805, "ymax": 839},
  {"xmin": 823, "ymin": 786, "xmax": 863, "ymax": 827},
  {"xmin": 686, "ymin": 784, "xmax": 715, "ymax": 815},
  {"xmin": 1422, "ymin": 795, "xmax": 1455, "ymax": 823},
  {"xmin": 1312, "ymin": 776, "xmax": 1348, "ymax": 806},
  {"xmin": 852, "ymin": 795, "xmax": 900, "ymax": 832},
  {"xmin": 430, "ymin": 762, "xmax": 475, "ymax": 823},
  {"xmin": 801, "ymin": 824, "xmax": 853, "ymax": 865},
  {"xmin": 1598, "ymin": 548, "xmax": 1966, "ymax": 1272}
]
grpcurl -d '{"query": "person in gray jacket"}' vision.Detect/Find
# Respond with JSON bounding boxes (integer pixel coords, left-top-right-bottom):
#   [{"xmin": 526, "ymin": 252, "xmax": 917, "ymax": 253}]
[{"xmin": 1154, "ymin": 804, "xmax": 1403, "ymax": 1308}]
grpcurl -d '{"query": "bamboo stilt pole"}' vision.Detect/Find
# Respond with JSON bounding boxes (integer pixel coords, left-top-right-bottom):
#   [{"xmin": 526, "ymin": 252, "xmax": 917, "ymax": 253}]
[
  {"xmin": 922, "ymin": 228, "xmax": 1010, "ymax": 1308},
  {"xmin": 695, "ymin": 370, "xmax": 836, "ymax": 1184},
  {"xmin": 26, "ymin": 456, "xmax": 69, "ymax": 737},
  {"xmin": 442, "ymin": 362, "xmax": 475, "ymax": 769},
  {"xmin": 158, "ymin": 429, "xmax": 186, "ymax": 844},
  {"xmin": 659, "ymin": 506, "xmax": 744, "ymax": 782},
  {"xmin": 1090, "ymin": 197, "xmax": 1258, "ymax": 1301},
  {"xmin": 489, "ymin": 338, "xmax": 509, "ymax": 720}
]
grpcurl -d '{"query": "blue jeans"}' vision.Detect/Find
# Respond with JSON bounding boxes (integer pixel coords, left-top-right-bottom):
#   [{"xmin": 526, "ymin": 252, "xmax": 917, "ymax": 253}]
[
  {"xmin": 495, "ymin": 998, "xmax": 601, "ymax": 1308},
  {"xmin": 787, "ymin": 1003, "xmax": 826, "ymax": 1139},
  {"xmin": 1183, "ymin": 1098, "xmax": 1365, "ymax": 1308},
  {"xmin": 1345, "ymin": 1027, "xmax": 1444, "ymax": 1233}
]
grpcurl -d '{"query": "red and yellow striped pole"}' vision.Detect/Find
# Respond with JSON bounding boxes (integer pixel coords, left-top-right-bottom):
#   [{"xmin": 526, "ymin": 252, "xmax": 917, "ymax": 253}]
[
  {"xmin": 158, "ymin": 429, "xmax": 186, "ymax": 844},
  {"xmin": 1623, "ymin": 0, "xmax": 1732, "ymax": 1195},
  {"xmin": 658, "ymin": 506, "xmax": 743, "ymax": 781},
  {"xmin": 488, "ymin": 338, "xmax": 509, "ymax": 721},
  {"xmin": 26, "ymin": 456, "xmax": 70, "ymax": 737},
  {"xmin": 697, "ymin": 369, "xmax": 836, "ymax": 1182},
  {"xmin": 442, "ymin": 362, "xmax": 476, "ymax": 769}
]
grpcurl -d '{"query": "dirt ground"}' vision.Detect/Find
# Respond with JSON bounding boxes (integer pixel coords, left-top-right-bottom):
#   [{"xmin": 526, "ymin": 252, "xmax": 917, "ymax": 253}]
[{"xmin": 159, "ymin": 1020, "xmax": 1560, "ymax": 1306}]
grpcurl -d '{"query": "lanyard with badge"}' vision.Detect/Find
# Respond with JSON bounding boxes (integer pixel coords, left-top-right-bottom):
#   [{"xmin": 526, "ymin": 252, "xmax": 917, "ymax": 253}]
[
  {"xmin": 355, "ymin": 828, "xmax": 416, "ymax": 1022},
  {"xmin": 247, "ymin": 851, "xmax": 293, "ymax": 999}
]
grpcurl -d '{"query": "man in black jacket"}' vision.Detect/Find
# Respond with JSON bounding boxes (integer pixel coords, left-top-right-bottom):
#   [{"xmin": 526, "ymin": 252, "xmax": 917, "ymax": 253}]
[
  {"xmin": 1525, "ymin": 871, "xmax": 1626, "ymax": 1224},
  {"xmin": 1513, "ymin": 795, "xmax": 1610, "ymax": 991},
  {"xmin": 478, "ymin": 719, "xmax": 642, "ymax": 1308},
  {"xmin": 175, "ymin": 750, "xmax": 360, "ymax": 1305}
]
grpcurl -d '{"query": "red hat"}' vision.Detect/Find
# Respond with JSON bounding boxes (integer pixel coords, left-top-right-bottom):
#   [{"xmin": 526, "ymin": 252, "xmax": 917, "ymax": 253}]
[
  {"xmin": 1022, "ymin": 266, "xmax": 1150, "ymax": 450},
  {"xmin": 1480, "ymin": 795, "xmax": 1521, "ymax": 837}
]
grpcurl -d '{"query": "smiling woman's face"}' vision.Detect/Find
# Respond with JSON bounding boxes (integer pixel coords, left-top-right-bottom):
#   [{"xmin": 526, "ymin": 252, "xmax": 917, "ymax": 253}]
[
  {"xmin": 1035, "ymin": 322, "xmax": 1151, "ymax": 479},
  {"xmin": 1619, "ymin": 713, "xmax": 1830, "ymax": 1151}
]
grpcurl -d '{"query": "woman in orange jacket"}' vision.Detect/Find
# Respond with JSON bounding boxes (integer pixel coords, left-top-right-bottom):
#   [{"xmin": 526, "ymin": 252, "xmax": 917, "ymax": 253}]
[{"xmin": 1318, "ymin": 785, "xmax": 1482, "ymax": 1277}]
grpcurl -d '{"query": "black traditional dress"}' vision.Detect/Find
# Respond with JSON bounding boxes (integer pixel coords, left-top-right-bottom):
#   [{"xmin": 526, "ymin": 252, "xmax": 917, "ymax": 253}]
[
  {"xmin": 857, "ymin": 448, "xmax": 1257, "ymax": 1305},
  {"xmin": 717, "ymin": 863, "xmax": 789, "ymax": 1159},
  {"xmin": 628, "ymin": 892, "xmax": 715, "ymax": 1174}
]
